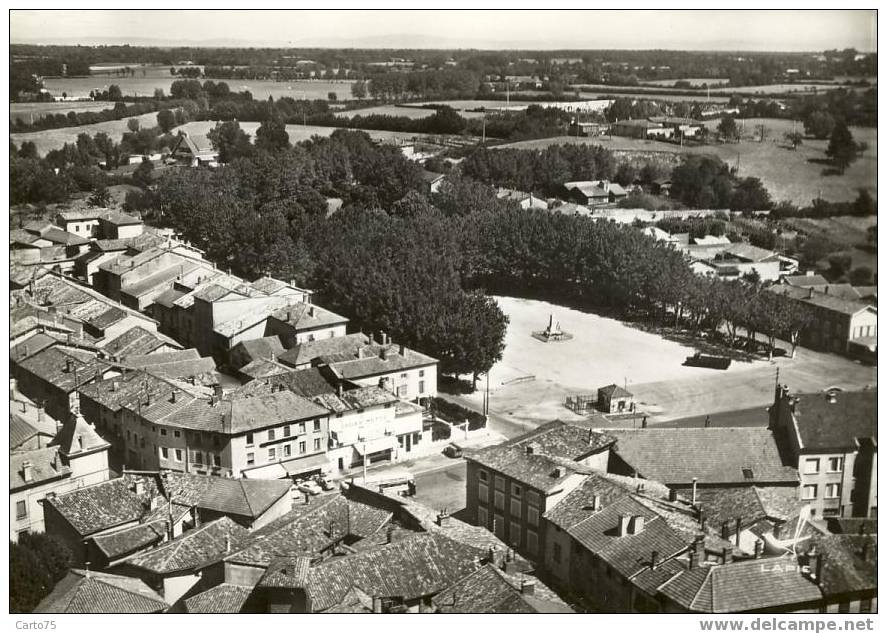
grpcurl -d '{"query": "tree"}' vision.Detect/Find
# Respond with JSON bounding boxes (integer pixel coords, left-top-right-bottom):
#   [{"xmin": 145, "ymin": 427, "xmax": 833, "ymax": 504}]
[
  {"xmin": 132, "ymin": 158, "xmax": 155, "ymax": 188},
  {"xmin": 157, "ymin": 109, "xmax": 176, "ymax": 133},
  {"xmin": 10, "ymin": 533, "xmax": 73, "ymax": 613},
  {"xmin": 88, "ymin": 186, "xmax": 112, "ymax": 207},
  {"xmin": 804, "ymin": 110, "xmax": 835, "ymax": 139},
  {"xmin": 731, "ymin": 177, "xmax": 772, "ymax": 212},
  {"xmin": 826, "ymin": 122, "xmax": 859, "ymax": 174},
  {"xmin": 107, "ymin": 84, "xmax": 123, "ymax": 102},
  {"xmin": 17, "ymin": 141, "xmax": 38, "ymax": 160},
  {"xmin": 717, "ymin": 115, "xmax": 739, "ymax": 142},
  {"xmin": 327, "ymin": 91, "xmax": 337, "ymax": 102},
  {"xmin": 351, "ymin": 80, "xmax": 367, "ymax": 100},
  {"xmin": 784, "ymin": 131, "xmax": 803, "ymax": 149},
  {"xmin": 849, "ymin": 266, "xmax": 874, "ymax": 286},
  {"xmin": 255, "ymin": 118, "xmax": 290, "ymax": 153},
  {"xmin": 126, "ymin": 118, "xmax": 140, "ymax": 133},
  {"xmin": 827, "ymin": 253, "xmax": 853, "ymax": 280},
  {"xmin": 208, "ymin": 121, "xmax": 253, "ymax": 163}
]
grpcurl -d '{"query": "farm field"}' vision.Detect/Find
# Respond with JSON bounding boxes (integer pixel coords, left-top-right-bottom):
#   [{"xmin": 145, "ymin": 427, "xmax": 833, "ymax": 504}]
[
  {"xmin": 10, "ymin": 111, "xmax": 162, "ymax": 156},
  {"xmin": 339, "ymin": 104, "xmax": 440, "ymax": 119},
  {"xmin": 10, "ymin": 101, "xmax": 118, "ymax": 125},
  {"xmin": 642, "ymin": 78, "xmax": 729, "ymax": 87},
  {"xmin": 172, "ymin": 120, "xmax": 422, "ymax": 145},
  {"xmin": 41, "ymin": 76, "xmax": 356, "ymax": 100},
  {"xmin": 496, "ymin": 118, "xmax": 876, "ymax": 206},
  {"xmin": 577, "ymin": 91, "xmax": 730, "ymax": 104},
  {"xmin": 454, "ymin": 296, "xmax": 876, "ymax": 429},
  {"xmin": 573, "ymin": 82, "xmax": 868, "ymax": 95}
]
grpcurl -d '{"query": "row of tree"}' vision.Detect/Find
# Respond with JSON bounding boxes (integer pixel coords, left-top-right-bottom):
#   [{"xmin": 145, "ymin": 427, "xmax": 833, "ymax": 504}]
[{"xmin": 11, "ymin": 533, "xmax": 73, "ymax": 613}]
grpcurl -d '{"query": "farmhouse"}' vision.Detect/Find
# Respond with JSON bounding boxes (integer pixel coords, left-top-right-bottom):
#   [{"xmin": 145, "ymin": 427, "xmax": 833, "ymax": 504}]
[
  {"xmin": 170, "ymin": 132, "xmax": 218, "ymax": 167},
  {"xmin": 563, "ymin": 180, "xmax": 627, "ymax": 206}
]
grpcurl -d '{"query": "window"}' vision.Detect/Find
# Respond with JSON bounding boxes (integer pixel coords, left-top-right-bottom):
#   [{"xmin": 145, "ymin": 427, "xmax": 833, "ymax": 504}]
[
  {"xmin": 284, "ymin": 425, "xmax": 291, "ymax": 438},
  {"xmin": 400, "ymin": 373, "xmax": 407, "ymax": 379},
  {"xmin": 160, "ymin": 447, "xmax": 168, "ymax": 459},
  {"xmin": 175, "ymin": 449, "xmax": 183, "ymax": 462},
  {"xmin": 299, "ymin": 441, "xmax": 306, "ymax": 454},
  {"xmin": 478, "ymin": 470, "xmax": 488, "ymax": 482},
  {"xmin": 16, "ymin": 501, "xmax": 27, "ymax": 519},
  {"xmin": 246, "ymin": 452, "xmax": 255, "ymax": 466},
  {"xmin": 803, "ymin": 484, "xmax": 818, "ymax": 500},
  {"xmin": 527, "ymin": 490, "xmax": 540, "ymax": 507},
  {"xmin": 213, "ymin": 454, "xmax": 221, "ymax": 467},
  {"xmin": 526, "ymin": 529, "xmax": 538, "ymax": 556},
  {"xmin": 299, "ymin": 422, "xmax": 306, "ymax": 433},
  {"xmin": 160, "ymin": 429, "xmax": 167, "ymax": 436},
  {"xmin": 419, "ymin": 381, "xmax": 425, "ymax": 394},
  {"xmin": 268, "ymin": 448, "xmax": 276, "ymax": 461},
  {"xmin": 398, "ymin": 385, "xmax": 407, "ymax": 397},
  {"xmin": 494, "ymin": 476, "xmax": 504, "ymax": 491},
  {"xmin": 284, "ymin": 444, "xmax": 291, "ymax": 457},
  {"xmin": 510, "ymin": 521, "xmax": 521, "ymax": 547},
  {"xmin": 527, "ymin": 506, "xmax": 539, "ymax": 527},
  {"xmin": 825, "ymin": 483, "xmax": 840, "ymax": 499},
  {"xmin": 510, "ymin": 498, "xmax": 521, "ymax": 517},
  {"xmin": 494, "ymin": 490, "xmax": 505, "ymax": 511},
  {"xmin": 477, "ymin": 506, "xmax": 488, "ymax": 528},
  {"xmin": 268, "ymin": 429, "xmax": 276, "ymax": 441},
  {"xmin": 246, "ymin": 432, "xmax": 254, "ymax": 446},
  {"xmin": 493, "ymin": 514, "xmax": 504, "ymax": 538},
  {"xmin": 478, "ymin": 481, "xmax": 489, "ymax": 504},
  {"xmin": 553, "ymin": 542, "xmax": 562, "ymax": 563},
  {"xmin": 194, "ymin": 451, "xmax": 203, "ymax": 465},
  {"xmin": 512, "ymin": 484, "xmax": 522, "ymax": 498},
  {"xmin": 314, "ymin": 420, "xmax": 321, "ymax": 432},
  {"xmin": 174, "ymin": 430, "xmax": 181, "ymax": 438},
  {"xmin": 313, "ymin": 438, "xmax": 321, "ymax": 451},
  {"xmin": 804, "ymin": 458, "xmax": 821, "ymax": 474},
  {"xmin": 419, "ymin": 369, "xmax": 425, "ymax": 377},
  {"xmin": 827, "ymin": 457, "xmax": 843, "ymax": 472}
]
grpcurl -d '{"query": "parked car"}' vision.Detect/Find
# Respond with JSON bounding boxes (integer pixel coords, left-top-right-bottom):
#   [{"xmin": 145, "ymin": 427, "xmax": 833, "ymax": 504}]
[
  {"xmin": 296, "ymin": 480, "xmax": 322, "ymax": 496},
  {"xmin": 443, "ymin": 443, "xmax": 464, "ymax": 458},
  {"xmin": 315, "ymin": 474, "xmax": 335, "ymax": 491}
]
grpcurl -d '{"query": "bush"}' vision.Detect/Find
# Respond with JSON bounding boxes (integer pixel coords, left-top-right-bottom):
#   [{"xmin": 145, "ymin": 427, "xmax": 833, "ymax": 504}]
[
  {"xmin": 431, "ymin": 420, "xmax": 452, "ymax": 442},
  {"xmin": 431, "ymin": 397, "xmax": 485, "ymax": 428}
]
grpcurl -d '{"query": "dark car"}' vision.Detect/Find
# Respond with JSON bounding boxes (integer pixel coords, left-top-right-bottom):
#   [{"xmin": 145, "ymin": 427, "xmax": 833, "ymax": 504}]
[{"xmin": 444, "ymin": 444, "xmax": 464, "ymax": 458}]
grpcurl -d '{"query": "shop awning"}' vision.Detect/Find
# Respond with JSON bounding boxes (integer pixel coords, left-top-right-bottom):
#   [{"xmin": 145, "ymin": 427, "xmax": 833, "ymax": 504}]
[
  {"xmin": 242, "ymin": 463, "xmax": 289, "ymax": 479},
  {"xmin": 354, "ymin": 436, "xmax": 398, "ymax": 456},
  {"xmin": 282, "ymin": 452, "xmax": 330, "ymax": 476}
]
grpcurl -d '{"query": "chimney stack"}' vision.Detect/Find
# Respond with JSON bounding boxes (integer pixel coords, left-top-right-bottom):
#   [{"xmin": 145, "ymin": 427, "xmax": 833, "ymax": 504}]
[
  {"xmin": 691, "ymin": 477, "xmax": 698, "ymax": 506},
  {"xmin": 133, "ymin": 480, "xmax": 145, "ymax": 496},
  {"xmin": 65, "ymin": 358, "xmax": 74, "ymax": 373},
  {"xmin": 380, "ymin": 331, "xmax": 387, "ymax": 345},
  {"xmin": 308, "ymin": 306, "xmax": 315, "ymax": 318},
  {"xmin": 668, "ymin": 488, "xmax": 678, "ymax": 502},
  {"xmin": 721, "ymin": 521, "xmax": 730, "ymax": 541},
  {"xmin": 630, "ymin": 515, "xmax": 645, "ymax": 535},
  {"xmin": 10, "ymin": 378, "xmax": 17, "ymax": 399},
  {"xmin": 400, "ymin": 343, "xmax": 406, "ymax": 356},
  {"xmin": 380, "ymin": 347, "xmax": 387, "ymax": 361},
  {"xmin": 734, "ymin": 517, "xmax": 742, "ymax": 547},
  {"xmin": 22, "ymin": 460, "xmax": 33, "ymax": 483},
  {"xmin": 722, "ymin": 546, "xmax": 733, "ymax": 564},
  {"xmin": 525, "ymin": 445, "xmax": 534, "ymax": 455},
  {"xmin": 520, "ymin": 580, "xmax": 536, "ymax": 596},
  {"xmin": 689, "ymin": 550, "xmax": 699, "ymax": 569},
  {"xmin": 592, "ymin": 494, "xmax": 601, "ymax": 511},
  {"xmin": 436, "ymin": 511, "xmax": 451, "ymax": 528},
  {"xmin": 386, "ymin": 525, "xmax": 395, "ymax": 544},
  {"xmin": 372, "ymin": 597, "xmax": 383, "ymax": 614},
  {"xmin": 650, "ymin": 550, "xmax": 659, "ymax": 569},
  {"xmin": 754, "ymin": 540, "xmax": 763, "ymax": 559},
  {"xmin": 617, "ymin": 514, "xmax": 631, "ymax": 537}
]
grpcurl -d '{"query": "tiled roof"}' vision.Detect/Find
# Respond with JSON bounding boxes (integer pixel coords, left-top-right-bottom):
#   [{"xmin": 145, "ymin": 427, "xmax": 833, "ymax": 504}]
[
  {"xmin": 57, "ymin": 209, "xmax": 106, "ymax": 222},
  {"xmin": 567, "ymin": 495, "xmax": 689, "ymax": 577},
  {"xmin": 767, "ymin": 284, "xmax": 874, "ymax": 316},
  {"xmin": 40, "ymin": 226, "xmax": 91, "ymax": 247},
  {"xmin": 806, "ymin": 534, "xmax": 876, "ymax": 597},
  {"xmin": 34, "ymin": 569, "xmax": 167, "ymax": 613},
  {"xmin": 781, "ymin": 275, "xmax": 830, "ymax": 287},
  {"xmin": 193, "ymin": 477, "xmax": 292, "ymax": 518},
  {"xmin": 599, "ymin": 383, "xmax": 633, "ymax": 398},
  {"xmin": 329, "ymin": 343, "xmax": 437, "ymax": 379},
  {"xmin": 100, "ymin": 211, "xmax": 142, "ymax": 226},
  {"xmin": 606, "ymin": 428, "xmax": 798, "ymax": 486},
  {"xmin": 658, "ymin": 558, "xmax": 823, "ymax": 613},
  {"xmin": 505, "ymin": 419, "xmax": 615, "ymax": 460},
  {"xmin": 692, "ymin": 487, "xmax": 768, "ymax": 533},
  {"xmin": 239, "ymin": 357, "xmax": 291, "ymax": 380},
  {"xmin": 753, "ymin": 486, "xmax": 807, "ymax": 523},
  {"xmin": 306, "ymin": 532, "xmax": 484, "ymax": 612},
  {"xmin": 102, "ymin": 326, "xmax": 180, "ymax": 357},
  {"xmin": 239, "ymin": 367, "xmax": 338, "ymax": 399},
  {"xmin": 543, "ymin": 472, "xmax": 642, "ymax": 530},
  {"xmin": 721, "ymin": 243, "xmax": 778, "ymax": 263},
  {"xmin": 630, "ymin": 556, "xmax": 688, "ymax": 595},
  {"xmin": 277, "ymin": 332, "xmax": 369, "ymax": 367},
  {"xmin": 230, "ymin": 335, "xmax": 286, "ymax": 367},
  {"xmin": 469, "ymin": 446, "xmax": 583, "ymax": 492},
  {"xmin": 225, "ymin": 495, "xmax": 391, "ymax": 567},
  {"xmin": 312, "ymin": 385, "xmax": 399, "ymax": 414},
  {"xmin": 10, "ymin": 414, "xmax": 46, "ymax": 450},
  {"xmin": 45, "ymin": 473, "xmax": 162, "ymax": 536},
  {"xmin": 792, "ymin": 390, "xmax": 877, "ymax": 450},
  {"xmin": 16, "ymin": 346, "xmax": 100, "ymax": 392},
  {"xmin": 256, "ymin": 556, "xmax": 312, "ymax": 589},
  {"xmin": 269, "ymin": 302, "xmax": 349, "ymax": 331},
  {"xmin": 183, "ymin": 584, "xmax": 252, "ymax": 613},
  {"xmin": 122, "ymin": 348, "xmax": 200, "ymax": 366},
  {"xmin": 10, "ymin": 332, "xmax": 57, "ymax": 362},
  {"xmin": 51, "ymin": 412, "xmax": 110, "ymax": 457},
  {"xmin": 90, "ymin": 521, "xmax": 167, "ymax": 560},
  {"xmin": 432, "ymin": 563, "xmax": 572, "ymax": 613},
  {"xmin": 10, "ymin": 446, "xmax": 70, "ymax": 490},
  {"xmin": 117, "ymin": 517, "xmax": 250, "ymax": 575}
]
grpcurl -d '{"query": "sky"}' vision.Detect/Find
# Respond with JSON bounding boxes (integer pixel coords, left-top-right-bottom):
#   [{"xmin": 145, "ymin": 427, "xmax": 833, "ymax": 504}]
[{"xmin": 10, "ymin": 9, "xmax": 877, "ymax": 52}]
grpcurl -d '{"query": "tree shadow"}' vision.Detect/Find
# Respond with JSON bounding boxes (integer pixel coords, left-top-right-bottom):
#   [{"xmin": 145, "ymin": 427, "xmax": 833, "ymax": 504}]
[
  {"xmin": 820, "ymin": 167, "xmax": 843, "ymax": 177},
  {"xmin": 621, "ymin": 321, "xmax": 758, "ymax": 364},
  {"xmin": 806, "ymin": 157, "xmax": 831, "ymax": 166}
]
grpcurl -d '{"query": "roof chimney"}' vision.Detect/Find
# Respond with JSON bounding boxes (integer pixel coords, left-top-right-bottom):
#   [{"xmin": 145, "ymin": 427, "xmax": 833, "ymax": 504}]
[
  {"xmin": 399, "ymin": 343, "xmax": 406, "ymax": 356},
  {"xmin": 721, "ymin": 521, "xmax": 730, "ymax": 541},
  {"xmin": 592, "ymin": 494, "xmax": 601, "ymax": 511},
  {"xmin": 133, "ymin": 479, "xmax": 145, "ymax": 496},
  {"xmin": 10, "ymin": 378, "xmax": 17, "ymax": 399},
  {"xmin": 722, "ymin": 546, "xmax": 733, "ymax": 565},
  {"xmin": 380, "ymin": 331, "xmax": 387, "ymax": 345},
  {"xmin": 171, "ymin": 390, "xmax": 178, "ymax": 403},
  {"xmin": 308, "ymin": 306, "xmax": 315, "ymax": 318},
  {"xmin": 668, "ymin": 488, "xmax": 678, "ymax": 502},
  {"xmin": 689, "ymin": 549, "xmax": 699, "ymax": 569},
  {"xmin": 826, "ymin": 391, "xmax": 837, "ymax": 404},
  {"xmin": 372, "ymin": 596, "xmax": 383, "ymax": 614},
  {"xmin": 380, "ymin": 347, "xmax": 387, "ymax": 361},
  {"xmin": 65, "ymin": 358, "xmax": 74, "ymax": 373},
  {"xmin": 754, "ymin": 540, "xmax": 764, "ymax": 559},
  {"xmin": 525, "ymin": 444, "xmax": 534, "ymax": 455},
  {"xmin": 436, "ymin": 511, "xmax": 451, "ymax": 528},
  {"xmin": 22, "ymin": 460, "xmax": 33, "ymax": 483},
  {"xmin": 735, "ymin": 517, "xmax": 742, "ymax": 547},
  {"xmin": 650, "ymin": 550, "xmax": 659, "ymax": 569},
  {"xmin": 691, "ymin": 477, "xmax": 698, "ymax": 506},
  {"xmin": 520, "ymin": 580, "xmax": 536, "ymax": 596},
  {"xmin": 629, "ymin": 515, "xmax": 645, "ymax": 535},
  {"xmin": 553, "ymin": 466, "xmax": 565, "ymax": 478},
  {"xmin": 617, "ymin": 514, "xmax": 631, "ymax": 537}
]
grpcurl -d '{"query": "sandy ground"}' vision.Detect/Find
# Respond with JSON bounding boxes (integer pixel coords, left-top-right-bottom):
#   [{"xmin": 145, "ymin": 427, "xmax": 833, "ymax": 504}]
[{"xmin": 459, "ymin": 296, "xmax": 876, "ymax": 429}]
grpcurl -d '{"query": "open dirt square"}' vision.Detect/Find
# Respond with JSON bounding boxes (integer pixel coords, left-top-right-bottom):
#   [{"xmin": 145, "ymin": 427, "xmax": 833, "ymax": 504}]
[{"xmin": 460, "ymin": 296, "xmax": 876, "ymax": 428}]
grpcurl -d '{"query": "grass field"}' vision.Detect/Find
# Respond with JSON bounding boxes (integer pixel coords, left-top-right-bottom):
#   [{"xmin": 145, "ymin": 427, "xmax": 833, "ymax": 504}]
[
  {"xmin": 573, "ymin": 82, "xmax": 869, "ymax": 96},
  {"xmin": 496, "ymin": 118, "xmax": 876, "ymax": 206},
  {"xmin": 339, "ymin": 105, "xmax": 440, "ymax": 119},
  {"xmin": 642, "ymin": 78, "xmax": 729, "ymax": 87},
  {"xmin": 10, "ymin": 111, "xmax": 162, "ymax": 156},
  {"xmin": 785, "ymin": 215, "xmax": 878, "ymax": 272},
  {"xmin": 455, "ymin": 296, "xmax": 876, "ymax": 428},
  {"xmin": 10, "ymin": 101, "xmax": 119, "ymax": 125}
]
